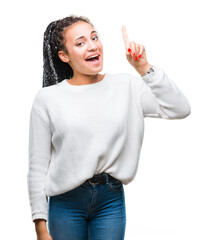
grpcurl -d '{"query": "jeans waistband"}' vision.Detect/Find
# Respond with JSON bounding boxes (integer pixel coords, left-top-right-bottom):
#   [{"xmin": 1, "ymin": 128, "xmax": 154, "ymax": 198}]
[{"xmin": 87, "ymin": 172, "xmax": 117, "ymax": 185}]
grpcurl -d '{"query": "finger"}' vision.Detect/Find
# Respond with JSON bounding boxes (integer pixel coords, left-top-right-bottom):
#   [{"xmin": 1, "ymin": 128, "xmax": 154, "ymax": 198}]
[
  {"xmin": 134, "ymin": 44, "xmax": 140, "ymax": 60},
  {"xmin": 121, "ymin": 25, "xmax": 130, "ymax": 50},
  {"xmin": 138, "ymin": 44, "xmax": 145, "ymax": 58},
  {"xmin": 130, "ymin": 41, "xmax": 136, "ymax": 58}
]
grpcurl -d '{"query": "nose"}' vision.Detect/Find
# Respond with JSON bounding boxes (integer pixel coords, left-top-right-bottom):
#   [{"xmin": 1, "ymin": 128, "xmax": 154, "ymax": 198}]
[{"xmin": 87, "ymin": 39, "xmax": 98, "ymax": 51}]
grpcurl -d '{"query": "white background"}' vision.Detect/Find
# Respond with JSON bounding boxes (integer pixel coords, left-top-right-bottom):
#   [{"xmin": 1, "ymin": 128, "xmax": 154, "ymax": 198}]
[{"xmin": 1, "ymin": 0, "xmax": 217, "ymax": 239}]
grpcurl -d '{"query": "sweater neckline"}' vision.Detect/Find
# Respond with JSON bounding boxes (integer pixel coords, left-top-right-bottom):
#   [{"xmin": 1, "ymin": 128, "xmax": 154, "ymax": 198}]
[{"xmin": 62, "ymin": 73, "xmax": 109, "ymax": 89}]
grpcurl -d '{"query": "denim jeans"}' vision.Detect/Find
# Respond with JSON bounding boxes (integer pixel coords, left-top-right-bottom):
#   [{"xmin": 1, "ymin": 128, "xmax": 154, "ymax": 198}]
[{"xmin": 47, "ymin": 175, "xmax": 126, "ymax": 240}]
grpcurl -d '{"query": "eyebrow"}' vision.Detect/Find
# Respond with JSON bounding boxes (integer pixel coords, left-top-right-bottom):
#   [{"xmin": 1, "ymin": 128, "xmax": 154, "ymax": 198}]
[{"xmin": 75, "ymin": 31, "xmax": 97, "ymax": 41}]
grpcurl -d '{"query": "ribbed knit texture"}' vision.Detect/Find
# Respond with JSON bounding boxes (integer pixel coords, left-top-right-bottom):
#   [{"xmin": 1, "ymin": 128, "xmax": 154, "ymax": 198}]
[{"xmin": 27, "ymin": 65, "xmax": 191, "ymax": 222}]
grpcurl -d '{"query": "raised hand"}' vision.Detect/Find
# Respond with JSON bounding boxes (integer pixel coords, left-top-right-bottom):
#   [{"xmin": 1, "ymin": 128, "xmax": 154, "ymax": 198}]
[{"xmin": 121, "ymin": 25, "xmax": 151, "ymax": 76}]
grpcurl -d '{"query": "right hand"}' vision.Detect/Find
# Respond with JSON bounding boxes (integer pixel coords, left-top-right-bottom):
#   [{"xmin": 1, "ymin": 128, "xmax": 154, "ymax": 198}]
[{"xmin": 37, "ymin": 231, "xmax": 53, "ymax": 240}]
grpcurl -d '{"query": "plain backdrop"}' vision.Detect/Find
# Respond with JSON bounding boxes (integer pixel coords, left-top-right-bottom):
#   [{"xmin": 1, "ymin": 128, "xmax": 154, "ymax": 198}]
[{"xmin": 1, "ymin": 0, "xmax": 217, "ymax": 239}]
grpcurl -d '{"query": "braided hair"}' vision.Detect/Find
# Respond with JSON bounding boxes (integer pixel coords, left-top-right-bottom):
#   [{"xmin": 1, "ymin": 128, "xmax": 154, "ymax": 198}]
[{"xmin": 43, "ymin": 14, "xmax": 94, "ymax": 87}]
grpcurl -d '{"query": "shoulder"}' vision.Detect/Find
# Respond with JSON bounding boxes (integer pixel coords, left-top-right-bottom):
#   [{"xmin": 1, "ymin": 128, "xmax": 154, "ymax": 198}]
[
  {"xmin": 30, "ymin": 83, "xmax": 61, "ymax": 122},
  {"xmin": 32, "ymin": 83, "xmax": 60, "ymax": 109}
]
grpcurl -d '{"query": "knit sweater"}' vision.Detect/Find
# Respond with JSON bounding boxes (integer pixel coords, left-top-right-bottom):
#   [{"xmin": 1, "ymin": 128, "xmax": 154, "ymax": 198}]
[{"xmin": 27, "ymin": 65, "xmax": 191, "ymax": 222}]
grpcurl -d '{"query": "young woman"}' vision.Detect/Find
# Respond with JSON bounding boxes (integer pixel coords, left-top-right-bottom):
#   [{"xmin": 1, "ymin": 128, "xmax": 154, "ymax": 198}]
[{"xmin": 27, "ymin": 14, "xmax": 191, "ymax": 240}]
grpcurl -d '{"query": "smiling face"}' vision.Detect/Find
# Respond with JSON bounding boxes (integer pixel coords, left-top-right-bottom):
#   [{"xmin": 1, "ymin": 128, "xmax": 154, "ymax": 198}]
[{"xmin": 58, "ymin": 21, "xmax": 103, "ymax": 76}]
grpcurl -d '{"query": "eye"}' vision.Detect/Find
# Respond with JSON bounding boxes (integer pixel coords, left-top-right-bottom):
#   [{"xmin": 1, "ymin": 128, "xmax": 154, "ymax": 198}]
[
  {"xmin": 76, "ymin": 36, "xmax": 99, "ymax": 47},
  {"xmin": 93, "ymin": 35, "xmax": 99, "ymax": 40},
  {"xmin": 77, "ymin": 42, "xmax": 83, "ymax": 46}
]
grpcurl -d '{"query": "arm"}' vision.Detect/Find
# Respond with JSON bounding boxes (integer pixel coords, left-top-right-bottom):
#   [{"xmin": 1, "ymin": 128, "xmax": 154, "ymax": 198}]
[
  {"xmin": 138, "ymin": 65, "xmax": 191, "ymax": 119},
  {"xmin": 34, "ymin": 219, "xmax": 53, "ymax": 239},
  {"xmin": 27, "ymin": 103, "xmax": 52, "ymax": 224},
  {"xmin": 34, "ymin": 219, "xmax": 48, "ymax": 235},
  {"xmin": 121, "ymin": 25, "xmax": 191, "ymax": 119}
]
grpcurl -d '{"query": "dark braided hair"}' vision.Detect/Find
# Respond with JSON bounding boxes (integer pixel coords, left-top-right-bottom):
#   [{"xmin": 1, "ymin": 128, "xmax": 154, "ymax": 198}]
[{"xmin": 43, "ymin": 14, "xmax": 94, "ymax": 87}]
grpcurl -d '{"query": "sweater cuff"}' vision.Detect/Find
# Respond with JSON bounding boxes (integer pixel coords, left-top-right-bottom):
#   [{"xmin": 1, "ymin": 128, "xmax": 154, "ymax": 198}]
[
  {"xmin": 32, "ymin": 212, "xmax": 48, "ymax": 222},
  {"xmin": 140, "ymin": 65, "xmax": 163, "ymax": 85}
]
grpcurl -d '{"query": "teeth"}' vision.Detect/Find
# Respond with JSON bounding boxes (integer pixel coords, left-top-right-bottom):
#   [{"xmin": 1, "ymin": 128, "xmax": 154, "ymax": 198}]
[{"xmin": 86, "ymin": 54, "xmax": 99, "ymax": 60}]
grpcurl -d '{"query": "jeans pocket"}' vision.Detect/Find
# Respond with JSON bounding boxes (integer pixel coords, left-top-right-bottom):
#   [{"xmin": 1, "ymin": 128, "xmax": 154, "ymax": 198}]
[{"xmin": 109, "ymin": 179, "xmax": 123, "ymax": 192}]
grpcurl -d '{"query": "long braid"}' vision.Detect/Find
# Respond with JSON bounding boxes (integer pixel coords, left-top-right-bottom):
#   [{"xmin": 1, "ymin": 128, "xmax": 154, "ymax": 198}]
[
  {"xmin": 42, "ymin": 15, "xmax": 94, "ymax": 88},
  {"xmin": 43, "ymin": 20, "xmax": 60, "ymax": 87}
]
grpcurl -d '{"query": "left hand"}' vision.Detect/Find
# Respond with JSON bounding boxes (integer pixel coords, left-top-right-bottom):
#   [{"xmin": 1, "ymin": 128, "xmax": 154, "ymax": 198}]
[{"xmin": 121, "ymin": 25, "xmax": 151, "ymax": 76}]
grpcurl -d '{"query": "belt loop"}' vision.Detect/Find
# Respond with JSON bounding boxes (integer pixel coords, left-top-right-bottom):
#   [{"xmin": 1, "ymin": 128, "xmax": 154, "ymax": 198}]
[{"xmin": 104, "ymin": 173, "xmax": 109, "ymax": 183}]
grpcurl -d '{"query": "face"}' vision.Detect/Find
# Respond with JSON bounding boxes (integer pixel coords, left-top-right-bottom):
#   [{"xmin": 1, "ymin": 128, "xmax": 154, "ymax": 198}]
[{"xmin": 58, "ymin": 21, "xmax": 103, "ymax": 75}]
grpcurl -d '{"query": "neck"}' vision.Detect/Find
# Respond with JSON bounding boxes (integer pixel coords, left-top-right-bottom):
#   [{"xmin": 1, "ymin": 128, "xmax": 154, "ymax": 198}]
[{"xmin": 67, "ymin": 73, "xmax": 103, "ymax": 86}]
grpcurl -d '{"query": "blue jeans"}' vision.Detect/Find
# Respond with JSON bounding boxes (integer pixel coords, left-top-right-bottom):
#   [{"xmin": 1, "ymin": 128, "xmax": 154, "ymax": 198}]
[{"xmin": 47, "ymin": 175, "xmax": 126, "ymax": 240}]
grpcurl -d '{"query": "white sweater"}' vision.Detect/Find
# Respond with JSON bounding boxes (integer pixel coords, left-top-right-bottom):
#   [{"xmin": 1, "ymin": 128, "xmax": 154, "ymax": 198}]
[{"xmin": 27, "ymin": 65, "xmax": 191, "ymax": 222}]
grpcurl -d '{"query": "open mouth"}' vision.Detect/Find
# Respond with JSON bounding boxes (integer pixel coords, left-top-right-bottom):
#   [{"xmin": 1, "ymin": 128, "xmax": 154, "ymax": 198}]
[{"xmin": 85, "ymin": 55, "xmax": 100, "ymax": 62}]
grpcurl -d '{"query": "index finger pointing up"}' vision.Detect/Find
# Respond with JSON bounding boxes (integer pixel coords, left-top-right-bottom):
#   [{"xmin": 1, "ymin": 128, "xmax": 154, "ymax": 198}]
[{"xmin": 122, "ymin": 25, "xmax": 130, "ymax": 50}]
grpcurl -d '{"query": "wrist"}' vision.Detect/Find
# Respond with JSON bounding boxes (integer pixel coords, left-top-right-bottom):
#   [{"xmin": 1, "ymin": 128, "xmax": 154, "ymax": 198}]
[
  {"xmin": 137, "ymin": 63, "xmax": 152, "ymax": 77},
  {"xmin": 36, "ymin": 228, "xmax": 48, "ymax": 236},
  {"xmin": 34, "ymin": 219, "xmax": 47, "ymax": 234}
]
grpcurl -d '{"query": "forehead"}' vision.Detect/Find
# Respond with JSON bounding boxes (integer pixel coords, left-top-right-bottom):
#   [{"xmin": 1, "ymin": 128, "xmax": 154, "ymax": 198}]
[{"xmin": 64, "ymin": 21, "xmax": 95, "ymax": 41}]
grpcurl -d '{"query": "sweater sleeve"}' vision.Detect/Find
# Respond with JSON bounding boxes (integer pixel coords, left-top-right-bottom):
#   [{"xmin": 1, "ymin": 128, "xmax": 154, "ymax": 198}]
[
  {"xmin": 27, "ymin": 103, "xmax": 52, "ymax": 222},
  {"xmin": 139, "ymin": 65, "xmax": 191, "ymax": 119}
]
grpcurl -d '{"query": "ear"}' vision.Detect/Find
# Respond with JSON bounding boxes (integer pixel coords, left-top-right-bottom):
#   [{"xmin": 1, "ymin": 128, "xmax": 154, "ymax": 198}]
[{"xmin": 58, "ymin": 51, "xmax": 70, "ymax": 63}]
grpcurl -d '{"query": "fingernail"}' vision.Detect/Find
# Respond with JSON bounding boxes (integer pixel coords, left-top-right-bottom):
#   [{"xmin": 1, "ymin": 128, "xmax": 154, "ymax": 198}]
[
  {"xmin": 128, "ymin": 48, "xmax": 131, "ymax": 52},
  {"xmin": 135, "ymin": 56, "xmax": 138, "ymax": 60},
  {"xmin": 133, "ymin": 52, "xmax": 135, "ymax": 56},
  {"xmin": 139, "ymin": 54, "xmax": 141, "ymax": 58}
]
